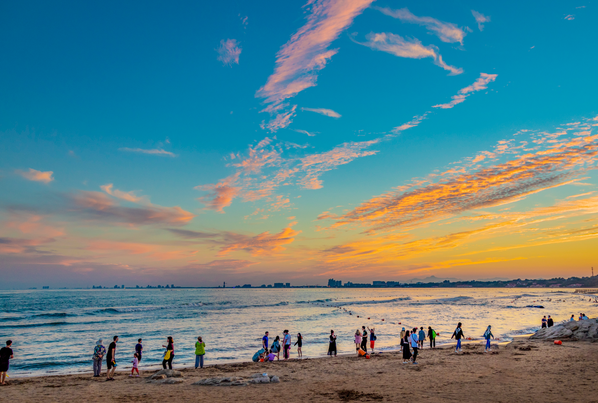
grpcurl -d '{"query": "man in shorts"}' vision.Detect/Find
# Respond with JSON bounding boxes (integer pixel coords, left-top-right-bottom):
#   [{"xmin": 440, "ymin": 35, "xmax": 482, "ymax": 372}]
[
  {"xmin": 0, "ymin": 340, "xmax": 14, "ymax": 385},
  {"xmin": 106, "ymin": 336, "xmax": 118, "ymax": 381}
]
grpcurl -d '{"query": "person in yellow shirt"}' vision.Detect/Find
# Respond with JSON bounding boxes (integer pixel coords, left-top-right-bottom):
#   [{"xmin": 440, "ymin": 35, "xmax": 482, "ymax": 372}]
[{"xmin": 195, "ymin": 336, "xmax": 206, "ymax": 369}]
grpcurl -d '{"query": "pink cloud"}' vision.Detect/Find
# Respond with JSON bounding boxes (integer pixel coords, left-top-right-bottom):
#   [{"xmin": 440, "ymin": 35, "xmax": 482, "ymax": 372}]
[
  {"xmin": 256, "ymin": 0, "xmax": 373, "ymax": 129},
  {"xmin": 355, "ymin": 32, "xmax": 463, "ymax": 75},
  {"xmin": 301, "ymin": 107, "xmax": 341, "ymax": 118},
  {"xmin": 216, "ymin": 39, "xmax": 242, "ymax": 66},
  {"xmin": 15, "ymin": 168, "xmax": 54, "ymax": 183},
  {"xmin": 433, "ymin": 73, "xmax": 497, "ymax": 109},
  {"xmin": 195, "ymin": 174, "xmax": 241, "ymax": 213},
  {"xmin": 377, "ymin": 7, "xmax": 466, "ymax": 45},
  {"xmin": 471, "ymin": 10, "xmax": 490, "ymax": 31},
  {"xmin": 218, "ymin": 225, "xmax": 301, "ymax": 256},
  {"xmin": 101, "ymin": 184, "xmax": 149, "ymax": 203},
  {"xmin": 118, "ymin": 148, "xmax": 177, "ymax": 157}
]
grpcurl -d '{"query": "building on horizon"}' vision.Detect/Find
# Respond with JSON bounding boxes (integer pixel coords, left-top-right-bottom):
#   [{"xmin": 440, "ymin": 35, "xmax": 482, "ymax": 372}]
[{"xmin": 328, "ymin": 279, "xmax": 342, "ymax": 287}]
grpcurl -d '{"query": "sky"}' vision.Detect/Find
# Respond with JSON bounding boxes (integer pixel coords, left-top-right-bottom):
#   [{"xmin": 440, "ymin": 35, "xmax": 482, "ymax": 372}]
[{"xmin": 1, "ymin": 0, "xmax": 598, "ymax": 288}]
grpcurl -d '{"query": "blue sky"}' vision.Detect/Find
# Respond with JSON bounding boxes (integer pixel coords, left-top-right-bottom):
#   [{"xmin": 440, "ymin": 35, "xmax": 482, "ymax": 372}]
[{"xmin": 1, "ymin": 0, "xmax": 597, "ymax": 287}]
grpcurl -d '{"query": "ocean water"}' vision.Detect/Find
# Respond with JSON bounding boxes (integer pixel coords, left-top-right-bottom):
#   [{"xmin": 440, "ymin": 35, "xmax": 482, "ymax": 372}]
[{"xmin": 0, "ymin": 288, "xmax": 596, "ymax": 377}]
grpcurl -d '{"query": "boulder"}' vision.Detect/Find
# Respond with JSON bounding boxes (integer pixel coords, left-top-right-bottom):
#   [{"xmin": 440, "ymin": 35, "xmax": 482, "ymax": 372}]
[
  {"xmin": 248, "ymin": 376, "xmax": 270, "ymax": 384},
  {"xmin": 530, "ymin": 319, "xmax": 598, "ymax": 341},
  {"xmin": 270, "ymin": 376, "xmax": 280, "ymax": 383},
  {"xmin": 193, "ymin": 374, "xmax": 279, "ymax": 386},
  {"xmin": 151, "ymin": 369, "xmax": 183, "ymax": 378},
  {"xmin": 160, "ymin": 378, "xmax": 184, "ymax": 384}
]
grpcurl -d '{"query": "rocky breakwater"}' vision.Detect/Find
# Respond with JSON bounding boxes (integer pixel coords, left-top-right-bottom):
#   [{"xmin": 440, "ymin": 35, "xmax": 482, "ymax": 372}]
[
  {"xmin": 193, "ymin": 373, "xmax": 280, "ymax": 387},
  {"xmin": 530, "ymin": 318, "xmax": 598, "ymax": 341}
]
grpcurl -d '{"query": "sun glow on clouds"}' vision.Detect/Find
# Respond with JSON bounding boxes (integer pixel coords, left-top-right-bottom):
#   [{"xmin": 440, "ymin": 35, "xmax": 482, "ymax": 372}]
[{"xmin": 433, "ymin": 73, "xmax": 497, "ymax": 109}]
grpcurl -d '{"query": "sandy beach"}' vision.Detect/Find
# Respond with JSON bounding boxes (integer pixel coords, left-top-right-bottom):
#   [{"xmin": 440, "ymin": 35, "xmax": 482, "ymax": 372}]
[{"xmin": 1, "ymin": 339, "xmax": 597, "ymax": 403}]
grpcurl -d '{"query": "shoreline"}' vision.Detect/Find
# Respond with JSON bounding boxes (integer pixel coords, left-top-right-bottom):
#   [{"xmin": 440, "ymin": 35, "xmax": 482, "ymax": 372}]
[{"xmin": 1, "ymin": 337, "xmax": 597, "ymax": 402}]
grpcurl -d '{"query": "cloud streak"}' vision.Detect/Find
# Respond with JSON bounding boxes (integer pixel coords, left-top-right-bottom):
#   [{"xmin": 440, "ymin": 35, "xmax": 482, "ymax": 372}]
[
  {"xmin": 355, "ymin": 32, "xmax": 463, "ymax": 75},
  {"xmin": 377, "ymin": 7, "xmax": 466, "ymax": 45},
  {"xmin": 256, "ymin": 0, "xmax": 373, "ymax": 129},
  {"xmin": 301, "ymin": 107, "xmax": 341, "ymax": 118},
  {"xmin": 119, "ymin": 148, "xmax": 177, "ymax": 157},
  {"xmin": 433, "ymin": 73, "xmax": 497, "ymax": 109}
]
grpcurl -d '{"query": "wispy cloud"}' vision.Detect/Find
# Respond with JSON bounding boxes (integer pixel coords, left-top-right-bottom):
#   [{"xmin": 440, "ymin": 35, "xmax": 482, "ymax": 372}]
[
  {"xmin": 15, "ymin": 168, "xmax": 54, "ymax": 184},
  {"xmin": 323, "ymin": 121, "xmax": 598, "ymax": 233},
  {"xmin": 100, "ymin": 184, "xmax": 149, "ymax": 204},
  {"xmin": 217, "ymin": 224, "xmax": 300, "ymax": 256},
  {"xmin": 216, "ymin": 39, "xmax": 242, "ymax": 66},
  {"xmin": 260, "ymin": 105, "xmax": 297, "ymax": 133},
  {"xmin": 354, "ymin": 32, "xmax": 463, "ymax": 75},
  {"xmin": 376, "ymin": 7, "xmax": 466, "ymax": 45},
  {"xmin": 294, "ymin": 129, "xmax": 318, "ymax": 137},
  {"xmin": 196, "ymin": 137, "xmax": 380, "ymax": 211},
  {"xmin": 471, "ymin": 10, "xmax": 490, "ymax": 31},
  {"xmin": 392, "ymin": 112, "xmax": 429, "ymax": 134},
  {"xmin": 433, "ymin": 73, "xmax": 497, "ymax": 109},
  {"xmin": 301, "ymin": 107, "xmax": 341, "ymax": 118},
  {"xmin": 256, "ymin": 0, "xmax": 374, "ymax": 130},
  {"xmin": 69, "ymin": 191, "xmax": 195, "ymax": 226},
  {"xmin": 118, "ymin": 148, "xmax": 177, "ymax": 157},
  {"xmin": 564, "ymin": 15, "xmax": 575, "ymax": 21}
]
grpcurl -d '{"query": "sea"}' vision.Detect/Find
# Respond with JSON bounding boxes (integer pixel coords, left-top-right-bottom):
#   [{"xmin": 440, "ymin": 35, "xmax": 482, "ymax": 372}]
[{"xmin": 0, "ymin": 287, "xmax": 596, "ymax": 377}]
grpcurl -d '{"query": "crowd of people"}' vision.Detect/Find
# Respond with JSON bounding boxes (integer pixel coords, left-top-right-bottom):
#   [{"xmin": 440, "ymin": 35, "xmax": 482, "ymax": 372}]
[{"xmin": 0, "ymin": 312, "xmax": 593, "ymax": 383}]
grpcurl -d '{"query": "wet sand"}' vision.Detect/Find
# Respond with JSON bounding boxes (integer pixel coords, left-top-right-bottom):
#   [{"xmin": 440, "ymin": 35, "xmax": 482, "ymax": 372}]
[{"xmin": 1, "ymin": 339, "xmax": 597, "ymax": 402}]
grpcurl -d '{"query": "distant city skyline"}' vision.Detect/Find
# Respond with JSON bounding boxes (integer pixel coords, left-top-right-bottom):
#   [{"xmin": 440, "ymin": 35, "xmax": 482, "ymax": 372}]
[{"xmin": 1, "ymin": 1, "xmax": 598, "ymax": 288}]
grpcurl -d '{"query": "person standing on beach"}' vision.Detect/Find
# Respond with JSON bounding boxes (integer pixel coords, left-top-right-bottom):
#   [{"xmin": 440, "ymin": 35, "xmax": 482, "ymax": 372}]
[
  {"xmin": 162, "ymin": 336, "xmax": 174, "ymax": 369},
  {"xmin": 195, "ymin": 336, "xmax": 205, "ymax": 369},
  {"xmin": 427, "ymin": 327, "xmax": 437, "ymax": 349},
  {"xmin": 541, "ymin": 316, "xmax": 547, "ymax": 328},
  {"xmin": 418, "ymin": 327, "xmax": 426, "ymax": 349},
  {"xmin": 294, "ymin": 333, "xmax": 303, "ymax": 358},
  {"xmin": 283, "ymin": 330, "xmax": 291, "ymax": 360},
  {"xmin": 262, "ymin": 332, "xmax": 269, "ymax": 350},
  {"xmin": 410, "ymin": 328, "xmax": 419, "ymax": 364},
  {"xmin": 106, "ymin": 336, "xmax": 118, "ymax": 381},
  {"xmin": 361, "ymin": 326, "xmax": 368, "ymax": 353},
  {"xmin": 401, "ymin": 331, "xmax": 411, "ymax": 364},
  {"xmin": 483, "ymin": 326, "xmax": 494, "ymax": 353},
  {"xmin": 271, "ymin": 336, "xmax": 281, "ymax": 360},
  {"xmin": 368, "ymin": 327, "xmax": 376, "ymax": 353},
  {"xmin": 92, "ymin": 339, "xmax": 106, "ymax": 377},
  {"xmin": 400, "ymin": 327, "xmax": 406, "ymax": 352},
  {"xmin": 328, "ymin": 330, "xmax": 337, "ymax": 357},
  {"xmin": 0, "ymin": 340, "xmax": 14, "ymax": 385},
  {"xmin": 547, "ymin": 316, "xmax": 554, "ymax": 327},
  {"xmin": 135, "ymin": 339, "xmax": 143, "ymax": 362},
  {"xmin": 354, "ymin": 329, "xmax": 362, "ymax": 355},
  {"xmin": 451, "ymin": 323, "xmax": 464, "ymax": 353}
]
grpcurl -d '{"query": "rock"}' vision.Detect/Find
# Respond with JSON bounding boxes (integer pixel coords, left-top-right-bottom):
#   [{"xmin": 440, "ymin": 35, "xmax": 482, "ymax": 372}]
[
  {"xmin": 151, "ymin": 369, "xmax": 183, "ymax": 378},
  {"xmin": 248, "ymin": 376, "xmax": 270, "ymax": 384},
  {"xmin": 150, "ymin": 374, "xmax": 167, "ymax": 380},
  {"xmin": 193, "ymin": 375, "xmax": 277, "ymax": 386},
  {"xmin": 160, "ymin": 378, "xmax": 184, "ymax": 384},
  {"xmin": 270, "ymin": 376, "xmax": 280, "ymax": 383},
  {"xmin": 530, "ymin": 319, "xmax": 598, "ymax": 341}
]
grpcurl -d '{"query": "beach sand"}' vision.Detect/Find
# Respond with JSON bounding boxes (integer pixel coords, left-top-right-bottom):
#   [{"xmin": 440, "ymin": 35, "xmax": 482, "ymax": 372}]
[{"xmin": 2, "ymin": 339, "xmax": 597, "ymax": 402}]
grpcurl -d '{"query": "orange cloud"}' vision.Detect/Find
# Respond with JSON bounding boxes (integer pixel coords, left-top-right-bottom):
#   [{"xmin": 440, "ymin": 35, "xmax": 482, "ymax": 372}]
[
  {"xmin": 326, "ymin": 131, "xmax": 598, "ymax": 233},
  {"xmin": 195, "ymin": 174, "xmax": 241, "ymax": 213},
  {"xmin": 101, "ymin": 184, "xmax": 149, "ymax": 203},
  {"xmin": 15, "ymin": 168, "xmax": 54, "ymax": 183}
]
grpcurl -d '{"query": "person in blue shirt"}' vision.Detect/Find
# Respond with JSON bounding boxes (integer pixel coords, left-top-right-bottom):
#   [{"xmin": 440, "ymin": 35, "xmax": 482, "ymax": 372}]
[
  {"xmin": 410, "ymin": 328, "xmax": 419, "ymax": 364},
  {"xmin": 262, "ymin": 332, "xmax": 269, "ymax": 350},
  {"xmin": 418, "ymin": 327, "xmax": 426, "ymax": 349}
]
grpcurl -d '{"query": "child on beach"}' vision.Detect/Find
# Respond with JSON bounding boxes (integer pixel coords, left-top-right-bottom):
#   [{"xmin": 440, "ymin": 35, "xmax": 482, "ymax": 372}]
[
  {"xmin": 483, "ymin": 326, "xmax": 494, "ymax": 353},
  {"xmin": 271, "ymin": 336, "xmax": 281, "ymax": 360},
  {"xmin": 130, "ymin": 353, "xmax": 140, "ymax": 377},
  {"xmin": 368, "ymin": 327, "xmax": 376, "ymax": 353},
  {"xmin": 451, "ymin": 322, "xmax": 464, "ymax": 353},
  {"xmin": 541, "ymin": 316, "xmax": 547, "ymax": 328},
  {"xmin": 354, "ymin": 330, "xmax": 362, "ymax": 354},
  {"xmin": 267, "ymin": 350, "xmax": 276, "ymax": 362},
  {"xmin": 294, "ymin": 333, "xmax": 303, "ymax": 358}
]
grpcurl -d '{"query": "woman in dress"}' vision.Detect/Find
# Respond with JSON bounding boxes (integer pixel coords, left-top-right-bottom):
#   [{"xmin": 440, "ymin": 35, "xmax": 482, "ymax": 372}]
[
  {"xmin": 354, "ymin": 329, "xmax": 362, "ymax": 355},
  {"xmin": 401, "ymin": 330, "xmax": 412, "ymax": 364},
  {"xmin": 328, "ymin": 330, "xmax": 337, "ymax": 357}
]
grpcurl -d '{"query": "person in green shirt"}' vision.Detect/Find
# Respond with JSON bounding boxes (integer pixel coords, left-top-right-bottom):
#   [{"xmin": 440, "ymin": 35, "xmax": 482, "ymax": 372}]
[{"xmin": 195, "ymin": 336, "xmax": 206, "ymax": 369}]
